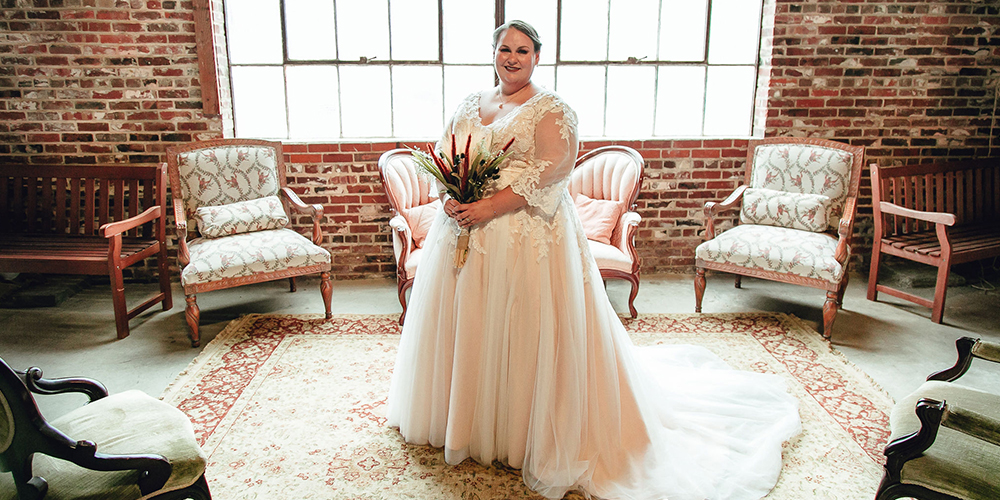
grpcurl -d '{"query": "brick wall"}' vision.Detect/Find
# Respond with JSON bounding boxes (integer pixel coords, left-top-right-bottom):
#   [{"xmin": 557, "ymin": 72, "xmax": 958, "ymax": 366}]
[{"xmin": 2, "ymin": 0, "xmax": 998, "ymax": 280}]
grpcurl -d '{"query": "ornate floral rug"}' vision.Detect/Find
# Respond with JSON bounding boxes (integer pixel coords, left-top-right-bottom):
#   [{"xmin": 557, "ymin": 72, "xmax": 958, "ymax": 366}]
[{"xmin": 161, "ymin": 313, "xmax": 892, "ymax": 499}]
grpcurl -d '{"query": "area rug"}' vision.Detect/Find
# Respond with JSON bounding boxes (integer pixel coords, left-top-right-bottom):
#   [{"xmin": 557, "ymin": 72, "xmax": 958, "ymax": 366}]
[{"xmin": 161, "ymin": 313, "xmax": 893, "ymax": 499}]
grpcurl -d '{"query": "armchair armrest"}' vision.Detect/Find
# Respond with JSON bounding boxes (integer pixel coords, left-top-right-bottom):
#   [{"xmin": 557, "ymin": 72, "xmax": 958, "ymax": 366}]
[
  {"xmin": 878, "ymin": 201, "xmax": 957, "ymax": 226},
  {"xmin": 282, "ymin": 187, "xmax": 325, "ymax": 245},
  {"xmin": 615, "ymin": 211, "xmax": 641, "ymax": 266},
  {"xmin": 18, "ymin": 366, "xmax": 108, "ymax": 402},
  {"xmin": 834, "ymin": 196, "xmax": 858, "ymax": 263},
  {"xmin": 929, "ymin": 337, "xmax": 1000, "ymax": 382},
  {"xmin": 388, "ymin": 214, "xmax": 413, "ymax": 265},
  {"xmin": 172, "ymin": 197, "xmax": 191, "ymax": 265},
  {"xmin": 941, "ymin": 402, "xmax": 1000, "ymax": 449},
  {"xmin": 702, "ymin": 185, "xmax": 747, "ymax": 241},
  {"xmin": 98, "ymin": 206, "xmax": 163, "ymax": 239}
]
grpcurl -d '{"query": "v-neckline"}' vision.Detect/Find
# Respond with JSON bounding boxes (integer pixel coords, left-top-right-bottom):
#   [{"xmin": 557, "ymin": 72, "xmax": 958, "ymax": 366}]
[{"xmin": 477, "ymin": 89, "xmax": 547, "ymax": 127}]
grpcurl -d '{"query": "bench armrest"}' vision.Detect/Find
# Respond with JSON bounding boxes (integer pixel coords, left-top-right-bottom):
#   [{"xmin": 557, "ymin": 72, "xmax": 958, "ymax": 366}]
[
  {"xmin": 878, "ymin": 201, "xmax": 957, "ymax": 226},
  {"xmin": 281, "ymin": 187, "xmax": 325, "ymax": 245},
  {"xmin": 702, "ymin": 185, "xmax": 747, "ymax": 240},
  {"xmin": 98, "ymin": 206, "xmax": 162, "ymax": 238}
]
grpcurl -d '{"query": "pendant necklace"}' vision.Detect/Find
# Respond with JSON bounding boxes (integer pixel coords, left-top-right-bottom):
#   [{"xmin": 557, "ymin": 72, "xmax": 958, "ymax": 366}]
[{"xmin": 497, "ymin": 86, "xmax": 527, "ymax": 109}]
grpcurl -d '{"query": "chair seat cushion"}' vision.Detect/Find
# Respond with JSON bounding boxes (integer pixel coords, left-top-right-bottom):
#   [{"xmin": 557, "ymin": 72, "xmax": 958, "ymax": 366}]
[
  {"xmin": 890, "ymin": 381, "xmax": 1000, "ymax": 500},
  {"xmin": 181, "ymin": 228, "xmax": 332, "ymax": 287},
  {"xmin": 589, "ymin": 240, "xmax": 632, "ymax": 273},
  {"xmin": 695, "ymin": 224, "xmax": 847, "ymax": 283},
  {"xmin": 0, "ymin": 390, "xmax": 206, "ymax": 500}
]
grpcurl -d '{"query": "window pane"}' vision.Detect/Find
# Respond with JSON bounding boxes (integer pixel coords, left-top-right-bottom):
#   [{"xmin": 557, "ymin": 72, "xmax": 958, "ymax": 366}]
[
  {"xmin": 225, "ymin": 0, "xmax": 282, "ymax": 64},
  {"xmin": 708, "ymin": 0, "xmax": 762, "ymax": 64},
  {"xmin": 608, "ymin": 0, "xmax": 658, "ymax": 62},
  {"xmin": 504, "ymin": 0, "xmax": 557, "ymax": 65},
  {"xmin": 655, "ymin": 66, "xmax": 705, "ymax": 137},
  {"xmin": 605, "ymin": 66, "xmax": 655, "ymax": 138},
  {"xmin": 286, "ymin": 65, "xmax": 340, "ymax": 140},
  {"xmin": 533, "ymin": 65, "xmax": 555, "ymax": 91},
  {"xmin": 556, "ymin": 65, "xmax": 605, "ymax": 138},
  {"xmin": 340, "ymin": 66, "xmax": 392, "ymax": 137},
  {"xmin": 443, "ymin": 0, "xmax": 493, "ymax": 64},
  {"xmin": 560, "ymin": 0, "xmax": 608, "ymax": 62},
  {"xmin": 285, "ymin": 0, "xmax": 337, "ymax": 61},
  {"xmin": 703, "ymin": 65, "xmax": 755, "ymax": 136},
  {"xmin": 231, "ymin": 66, "xmax": 287, "ymax": 139},
  {"xmin": 337, "ymin": 0, "xmax": 389, "ymax": 61},
  {"xmin": 659, "ymin": 0, "xmax": 708, "ymax": 62},
  {"xmin": 390, "ymin": 0, "xmax": 438, "ymax": 61},
  {"xmin": 444, "ymin": 65, "xmax": 493, "ymax": 121},
  {"xmin": 392, "ymin": 66, "xmax": 444, "ymax": 138}
]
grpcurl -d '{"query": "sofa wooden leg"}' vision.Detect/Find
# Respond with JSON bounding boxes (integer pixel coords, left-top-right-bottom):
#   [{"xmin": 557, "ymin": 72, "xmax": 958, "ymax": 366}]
[
  {"xmin": 822, "ymin": 291, "xmax": 839, "ymax": 340},
  {"xmin": 694, "ymin": 268, "xmax": 706, "ymax": 313},
  {"xmin": 185, "ymin": 295, "xmax": 200, "ymax": 348},
  {"xmin": 320, "ymin": 272, "xmax": 332, "ymax": 319}
]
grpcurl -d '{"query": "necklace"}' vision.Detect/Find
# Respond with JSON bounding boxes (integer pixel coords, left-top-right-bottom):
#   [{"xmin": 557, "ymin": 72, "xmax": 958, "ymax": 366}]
[{"xmin": 497, "ymin": 85, "xmax": 529, "ymax": 109}]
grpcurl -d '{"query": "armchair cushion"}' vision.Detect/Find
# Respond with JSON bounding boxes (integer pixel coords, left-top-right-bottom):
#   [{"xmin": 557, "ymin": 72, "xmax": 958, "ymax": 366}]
[
  {"xmin": 695, "ymin": 224, "xmax": 847, "ymax": 283},
  {"xmin": 574, "ymin": 193, "xmax": 626, "ymax": 245},
  {"xmin": 750, "ymin": 143, "xmax": 855, "ymax": 229},
  {"xmin": 890, "ymin": 381, "xmax": 1000, "ymax": 500},
  {"xmin": 180, "ymin": 228, "xmax": 331, "ymax": 287},
  {"xmin": 195, "ymin": 195, "xmax": 289, "ymax": 238},
  {"xmin": 0, "ymin": 390, "xmax": 206, "ymax": 500},
  {"xmin": 400, "ymin": 198, "xmax": 442, "ymax": 249},
  {"xmin": 740, "ymin": 188, "xmax": 833, "ymax": 232}
]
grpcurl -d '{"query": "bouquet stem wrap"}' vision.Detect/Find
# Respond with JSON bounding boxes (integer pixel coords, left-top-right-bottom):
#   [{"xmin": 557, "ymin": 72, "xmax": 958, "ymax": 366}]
[{"xmin": 411, "ymin": 134, "xmax": 516, "ymax": 268}]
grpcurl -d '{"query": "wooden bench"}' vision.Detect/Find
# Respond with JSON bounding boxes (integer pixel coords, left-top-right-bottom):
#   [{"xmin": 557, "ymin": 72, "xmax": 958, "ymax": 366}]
[
  {"xmin": 0, "ymin": 165, "xmax": 172, "ymax": 338},
  {"xmin": 867, "ymin": 159, "xmax": 1000, "ymax": 323}
]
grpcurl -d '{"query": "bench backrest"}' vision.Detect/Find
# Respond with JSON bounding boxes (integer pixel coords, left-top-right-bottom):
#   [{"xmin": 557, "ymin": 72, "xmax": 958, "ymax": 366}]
[
  {"xmin": 871, "ymin": 159, "xmax": 1000, "ymax": 235},
  {"xmin": 0, "ymin": 165, "xmax": 165, "ymax": 238}
]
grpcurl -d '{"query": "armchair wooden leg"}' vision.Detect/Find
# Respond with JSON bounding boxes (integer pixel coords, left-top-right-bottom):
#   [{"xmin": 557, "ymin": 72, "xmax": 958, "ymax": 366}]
[
  {"xmin": 289, "ymin": 276, "xmax": 297, "ymax": 292},
  {"xmin": 822, "ymin": 291, "xmax": 839, "ymax": 340},
  {"xmin": 837, "ymin": 273, "xmax": 849, "ymax": 306},
  {"xmin": 694, "ymin": 268, "xmax": 706, "ymax": 313},
  {"xmin": 185, "ymin": 295, "xmax": 201, "ymax": 348},
  {"xmin": 626, "ymin": 275, "xmax": 639, "ymax": 318},
  {"xmin": 320, "ymin": 272, "xmax": 332, "ymax": 319},
  {"xmin": 734, "ymin": 275, "xmax": 742, "ymax": 289},
  {"xmin": 867, "ymin": 244, "xmax": 882, "ymax": 301},
  {"xmin": 398, "ymin": 278, "xmax": 413, "ymax": 326}
]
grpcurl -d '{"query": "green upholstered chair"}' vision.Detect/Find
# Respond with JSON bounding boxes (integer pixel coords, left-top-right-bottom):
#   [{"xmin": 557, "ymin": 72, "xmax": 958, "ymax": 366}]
[
  {"xmin": 877, "ymin": 337, "xmax": 1000, "ymax": 500},
  {"xmin": 0, "ymin": 357, "xmax": 210, "ymax": 500}
]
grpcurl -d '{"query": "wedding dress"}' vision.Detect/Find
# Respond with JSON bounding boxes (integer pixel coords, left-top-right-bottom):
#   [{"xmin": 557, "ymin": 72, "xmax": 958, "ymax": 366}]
[{"xmin": 386, "ymin": 89, "xmax": 801, "ymax": 500}]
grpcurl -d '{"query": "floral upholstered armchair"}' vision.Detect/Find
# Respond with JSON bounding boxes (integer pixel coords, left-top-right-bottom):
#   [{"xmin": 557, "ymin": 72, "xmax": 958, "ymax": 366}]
[
  {"xmin": 378, "ymin": 149, "xmax": 442, "ymax": 325},
  {"xmin": 166, "ymin": 139, "xmax": 332, "ymax": 346},
  {"xmin": 569, "ymin": 146, "xmax": 644, "ymax": 317},
  {"xmin": 694, "ymin": 138, "xmax": 864, "ymax": 339}
]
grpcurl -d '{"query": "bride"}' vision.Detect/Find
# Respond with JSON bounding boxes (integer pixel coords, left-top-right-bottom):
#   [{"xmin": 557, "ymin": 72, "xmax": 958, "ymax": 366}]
[{"xmin": 386, "ymin": 20, "xmax": 801, "ymax": 500}]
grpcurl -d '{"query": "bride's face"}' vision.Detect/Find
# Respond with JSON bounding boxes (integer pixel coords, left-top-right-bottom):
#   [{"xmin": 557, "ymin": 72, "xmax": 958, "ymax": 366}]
[{"xmin": 494, "ymin": 28, "xmax": 539, "ymax": 89}]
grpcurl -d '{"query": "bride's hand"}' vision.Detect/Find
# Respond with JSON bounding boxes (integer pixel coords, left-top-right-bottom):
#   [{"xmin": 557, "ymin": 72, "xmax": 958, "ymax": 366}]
[
  {"xmin": 454, "ymin": 199, "xmax": 496, "ymax": 229},
  {"xmin": 443, "ymin": 197, "xmax": 461, "ymax": 219}
]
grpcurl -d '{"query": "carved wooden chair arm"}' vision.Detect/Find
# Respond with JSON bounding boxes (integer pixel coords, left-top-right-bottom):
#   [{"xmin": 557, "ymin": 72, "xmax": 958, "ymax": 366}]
[
  {"xmin": 616, "ymin": 211, "xmax": 641, "ymax": 258},
  {"xmin": 18, "ymin": 366, "xmax": 108, "ymax": 402},
  {"xmin": 281, "ymin": 186, "xmax": 325, "ymax": 245},
  {"xmin": 702, "ymin": 185, "xmax": 747, "ymax": 240},
  {"xmin": 388, "ymin": 214, "xmax": 413, "ymax": 265},
  {"xmin": 171, "ymin": 197, "xmax": 191, "ymax": 265},
  {"xmin": 928, "ymin": 337, "xmax": 1000, "ymax": 382}
]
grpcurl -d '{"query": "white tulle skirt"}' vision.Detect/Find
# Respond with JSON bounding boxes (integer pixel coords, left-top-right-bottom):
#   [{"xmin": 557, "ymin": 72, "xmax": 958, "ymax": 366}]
[{"xmin": 386, "ymin": 201, "xmax": 801, "ymax": 500}]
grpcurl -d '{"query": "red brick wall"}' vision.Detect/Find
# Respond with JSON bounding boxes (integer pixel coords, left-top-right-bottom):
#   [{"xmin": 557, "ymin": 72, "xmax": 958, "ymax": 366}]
[{"xmin": 2, "ymin": 1, "xmax": 998, "ymax": 280}]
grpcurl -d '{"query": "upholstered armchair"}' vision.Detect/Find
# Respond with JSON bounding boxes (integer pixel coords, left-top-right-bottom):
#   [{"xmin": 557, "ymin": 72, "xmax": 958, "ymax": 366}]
[
  {"xmin": 694, "ymin": 138, "xmax": 865, "ymax": 338},
  {"xmin": 877, "ymin": 337, "xmax": 1000, "ymax": 500},
  {"xmin": 569, "ymin": 146, "xmax": 644, "ymax": 318},
  {"xmin": 166, "ymin": 139, "xmax": 332, "ymax": 347},
  {"xmin": 0, "ymin": 357, "xmax": 210, "ymax": 499},
  {"xmin": 378, "ymin": 149, "xmax": 442, "ymax": 325}
]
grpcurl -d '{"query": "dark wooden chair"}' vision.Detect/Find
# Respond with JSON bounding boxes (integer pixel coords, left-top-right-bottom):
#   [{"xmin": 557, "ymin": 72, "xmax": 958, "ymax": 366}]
[
  {"xmin": 694, "ymin": 138, "xmax": 865, "ymax": 338},
  {"xmin": 877, "ymin": 337, "xmax": 1000, "ymax": 500},
  {"xmin": 0, "ymin": 357, "xmax": 210, "ymax": 499}
]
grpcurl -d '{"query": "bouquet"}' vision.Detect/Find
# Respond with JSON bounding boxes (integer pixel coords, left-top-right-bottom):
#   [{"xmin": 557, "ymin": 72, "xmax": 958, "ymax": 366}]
[{"xmin": 411, "ymin": 133, "xmax": 515, "ymax": 267}]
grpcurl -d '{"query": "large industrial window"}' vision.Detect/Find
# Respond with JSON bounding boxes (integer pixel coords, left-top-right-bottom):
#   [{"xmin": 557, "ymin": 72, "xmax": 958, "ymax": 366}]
[{"xmin": 224, "ymin": 0, "xmax": 766, "ymax": 141}]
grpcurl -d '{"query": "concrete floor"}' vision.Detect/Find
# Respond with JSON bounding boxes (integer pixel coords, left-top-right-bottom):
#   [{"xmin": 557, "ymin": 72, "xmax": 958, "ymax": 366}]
[{"xmin": 1, "ymin": 268, "xmax": 998, "ymax": 421}]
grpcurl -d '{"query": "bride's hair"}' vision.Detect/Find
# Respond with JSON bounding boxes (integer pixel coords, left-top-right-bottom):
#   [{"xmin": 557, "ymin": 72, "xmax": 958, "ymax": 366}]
[{"xmin": 492, "ymin": 20, "xmax": 542, "ymax": 53}]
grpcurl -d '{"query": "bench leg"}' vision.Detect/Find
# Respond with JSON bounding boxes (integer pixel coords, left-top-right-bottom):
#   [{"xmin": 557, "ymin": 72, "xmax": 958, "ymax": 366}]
[
  {"xmin": 320, "ymin": 272, "xmax": 332, "ymax": 319},
  {"xmin": 867, "ymin": 243, "xmax": 882, "ymax": 301},
  {"xmin": 694, "ymin": 268, "xmax": 706, "ymax": 313},
  {"xmin": 185, "ymin": 295, "xmax": 201, "ymax": 348},
  {"xmin": 931, "ymin": 260, "xmax": 951, "ymax": 324},
  {"xmin": 158, "ymin": 243, "xmax": 172, "ymax": 311},
  {"xmin": 108, "ymin": 261, "xmax": 130, "ymax": 340}
]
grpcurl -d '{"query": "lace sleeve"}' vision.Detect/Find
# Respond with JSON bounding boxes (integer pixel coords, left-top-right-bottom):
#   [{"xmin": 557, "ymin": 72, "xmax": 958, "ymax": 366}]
[{"xmin": 510, "ymin": 95, "xmax": 579, "ymax": 217}]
